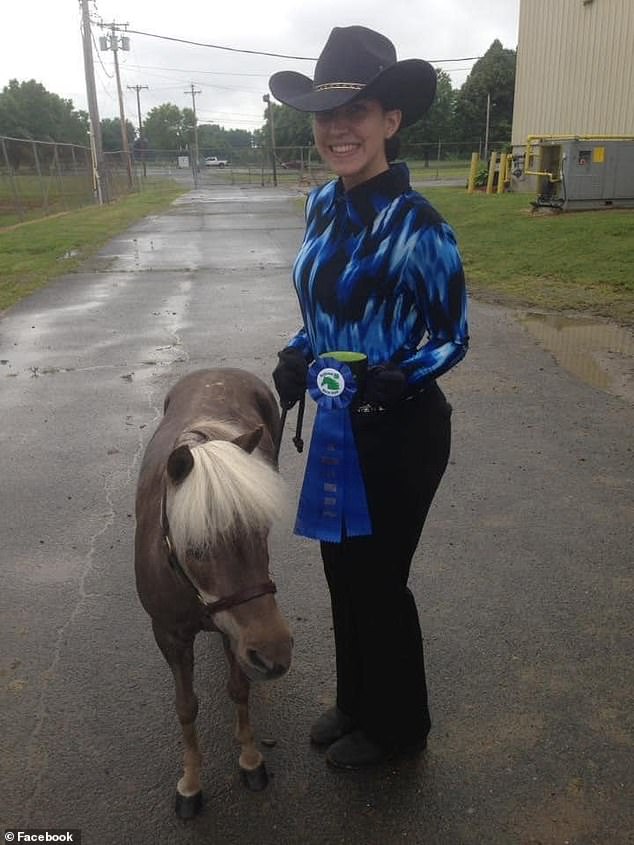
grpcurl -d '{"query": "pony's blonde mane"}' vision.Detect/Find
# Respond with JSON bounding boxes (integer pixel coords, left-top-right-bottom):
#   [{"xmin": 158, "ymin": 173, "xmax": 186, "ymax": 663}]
[{"xmin": 166, "ymin": 430, "xmax": 285, "ymax": 557}]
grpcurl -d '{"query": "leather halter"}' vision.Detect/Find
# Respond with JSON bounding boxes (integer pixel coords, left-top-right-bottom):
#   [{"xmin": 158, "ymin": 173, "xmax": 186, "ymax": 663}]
[{"xmin": 160, "ymin": 465, "xmax": 277, "ymax": 618}]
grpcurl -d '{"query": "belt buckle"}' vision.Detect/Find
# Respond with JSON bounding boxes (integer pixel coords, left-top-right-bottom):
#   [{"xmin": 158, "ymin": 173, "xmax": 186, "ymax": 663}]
[{"xmin": 355, "ymin": 401, "xmax": 385, "ymax": 414}]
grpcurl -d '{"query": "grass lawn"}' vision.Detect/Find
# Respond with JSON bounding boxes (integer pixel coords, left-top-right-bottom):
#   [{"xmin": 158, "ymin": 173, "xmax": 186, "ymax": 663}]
[
  {"xmin": 409, "ymin": 160, "xmax": 471, "ymax": 182},
  {"xmin": 424, "ymin": 187, "xmax": 634, "ymax": 325},
  {"xmin": 0, "ymin": 181, "xmax": 185, "ymax": 311},
  {"xmin": 1, "ymin": 180, "xmax": 632, "ymax": 326}
]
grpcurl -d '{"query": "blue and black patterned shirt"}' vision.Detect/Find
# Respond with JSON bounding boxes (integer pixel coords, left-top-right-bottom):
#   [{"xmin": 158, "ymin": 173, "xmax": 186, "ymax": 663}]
[{"xmin": 287, "ymin": 163, "xmax": 468, "ymax": 387}]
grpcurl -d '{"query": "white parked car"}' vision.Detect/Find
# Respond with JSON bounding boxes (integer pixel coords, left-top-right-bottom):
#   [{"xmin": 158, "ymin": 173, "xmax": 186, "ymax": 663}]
[{"xmin": 204, "ymin": 156, "xmax": 229, "ymax": 168}]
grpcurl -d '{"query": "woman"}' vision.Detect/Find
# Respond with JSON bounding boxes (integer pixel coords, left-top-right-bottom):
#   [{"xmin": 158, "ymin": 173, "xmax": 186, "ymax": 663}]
[{"xmin": 270, "ymin": 25, "xmax": 469, "ymax": 769}]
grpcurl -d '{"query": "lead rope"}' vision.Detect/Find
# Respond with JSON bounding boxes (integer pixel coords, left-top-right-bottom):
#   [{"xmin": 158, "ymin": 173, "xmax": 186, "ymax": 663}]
[
  {"xmin": 293, "ymin": 394, "xmax": 306, "ymax": 453},
  {"xmin": 273, "ymin": 393, "xmax": 305, "ymax": 464}
]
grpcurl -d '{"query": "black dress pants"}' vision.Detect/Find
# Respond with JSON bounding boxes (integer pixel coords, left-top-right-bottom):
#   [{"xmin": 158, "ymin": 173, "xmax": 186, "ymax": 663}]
[{"xmin": 320, "ymin": 383, "xmax": 452, "ymax": 749}]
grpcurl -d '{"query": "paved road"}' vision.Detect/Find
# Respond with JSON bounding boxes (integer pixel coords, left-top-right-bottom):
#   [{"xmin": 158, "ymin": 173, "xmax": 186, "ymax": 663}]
[{"xmin": 1, "ymin": 185, "xmax": 632, "ymax": 845}]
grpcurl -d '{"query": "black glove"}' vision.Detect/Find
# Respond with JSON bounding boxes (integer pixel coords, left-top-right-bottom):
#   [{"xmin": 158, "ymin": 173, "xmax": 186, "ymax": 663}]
[
  {"xmin": 364, "ymin": 365, "xmax": 407, "ymax": 408},
  {"xmin": 272, "ymin": 347, "xmax": 308, "ymax": 409}
]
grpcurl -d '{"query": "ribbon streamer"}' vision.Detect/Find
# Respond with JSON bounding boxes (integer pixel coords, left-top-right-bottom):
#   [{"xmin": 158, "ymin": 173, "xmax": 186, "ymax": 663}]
[{"xmin": 294, "ymin": 357, "xmax": 372, "ymax": 542}]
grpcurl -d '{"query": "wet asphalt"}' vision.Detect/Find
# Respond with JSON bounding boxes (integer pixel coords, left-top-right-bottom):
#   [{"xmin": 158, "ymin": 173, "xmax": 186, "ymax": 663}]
[{"xmin": 1, "ymin": 184, "xmax": 632, "ymax": 845}]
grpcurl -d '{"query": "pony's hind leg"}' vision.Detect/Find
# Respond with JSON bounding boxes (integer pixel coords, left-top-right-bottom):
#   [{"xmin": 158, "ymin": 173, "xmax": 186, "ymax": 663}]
[
  {"xmin": 222, "ymin": 636, "xmax": 268, "ymax": 791},
  {"xmin": 152, "ymin": 622, "xmax": 203, "ymax": 818}
]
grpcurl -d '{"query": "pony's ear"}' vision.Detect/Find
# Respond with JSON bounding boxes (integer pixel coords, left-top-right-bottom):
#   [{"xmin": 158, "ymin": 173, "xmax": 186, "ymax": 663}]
[
  {"xmin": 232, "ymin": 425, "xmax": 264, "ymax": 454},
  {"xmin": 166, "ymin": 444, "xmax": 194, "ymax": 484}
]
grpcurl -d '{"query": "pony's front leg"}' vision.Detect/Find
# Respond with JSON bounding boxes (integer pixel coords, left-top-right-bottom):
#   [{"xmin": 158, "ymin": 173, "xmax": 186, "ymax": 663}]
[
  {"xmin": 222, "ymin": 636, "xmax": 268, "ymax": 791},
  {"xmin": 152, "ymin": 622, "xmax": 203, "ymax": 818}
]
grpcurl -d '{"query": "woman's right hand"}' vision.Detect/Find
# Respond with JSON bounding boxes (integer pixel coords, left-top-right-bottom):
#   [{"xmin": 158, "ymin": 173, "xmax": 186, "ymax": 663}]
[{"xmin": 272, "ymin": 348, "xmax": 308, "ymax": 409}]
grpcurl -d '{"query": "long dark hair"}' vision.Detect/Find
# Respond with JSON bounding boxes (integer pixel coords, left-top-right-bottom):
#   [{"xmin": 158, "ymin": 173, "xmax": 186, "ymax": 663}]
[
  {"xmin": 380, "ymin": 95, "xmax": 402, "ymax": 162},
  {"xmin": 385, "ymin": 134, "xmax": 401, "ymax": 162}
]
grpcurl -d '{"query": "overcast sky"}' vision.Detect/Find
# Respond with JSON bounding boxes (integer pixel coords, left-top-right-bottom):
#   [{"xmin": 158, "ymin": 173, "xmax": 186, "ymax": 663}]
[{"xmin": 2, "ymin": 0, "xmax": 520, "ymax": 133}]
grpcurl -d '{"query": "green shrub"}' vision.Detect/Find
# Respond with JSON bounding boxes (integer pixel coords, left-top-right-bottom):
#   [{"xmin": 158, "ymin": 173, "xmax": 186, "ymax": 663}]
[{"xmin": 474, "ymin": 164, "xmax": 489, "ymax": 188}]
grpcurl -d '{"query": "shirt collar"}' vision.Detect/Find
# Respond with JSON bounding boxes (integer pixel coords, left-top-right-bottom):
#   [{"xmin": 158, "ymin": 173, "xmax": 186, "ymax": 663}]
[{"xmin": 331, "ymin": 162, "xmax": 411, "ymax": 229}]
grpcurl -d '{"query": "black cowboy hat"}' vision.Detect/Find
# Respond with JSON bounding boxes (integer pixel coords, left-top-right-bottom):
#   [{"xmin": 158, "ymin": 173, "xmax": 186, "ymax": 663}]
[{"xmin": 269, "ymin": 26, "xmax": 437, "ymax": 127}]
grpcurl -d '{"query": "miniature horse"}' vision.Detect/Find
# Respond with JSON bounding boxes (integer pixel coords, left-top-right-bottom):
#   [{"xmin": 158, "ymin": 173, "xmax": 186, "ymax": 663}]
[{"xmin": 134, "ymin": 368, "xmax": 293, "ymax": 818}]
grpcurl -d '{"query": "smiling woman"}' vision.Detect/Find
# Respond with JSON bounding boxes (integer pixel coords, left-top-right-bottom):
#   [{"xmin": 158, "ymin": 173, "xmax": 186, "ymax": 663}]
[
  {"xmin": 312, "ymin": 99, "xmax": 401, "ymax": 189},
  {"xmin": 268, "ymin": 25, "xmax": 469, "ymax": 771}
]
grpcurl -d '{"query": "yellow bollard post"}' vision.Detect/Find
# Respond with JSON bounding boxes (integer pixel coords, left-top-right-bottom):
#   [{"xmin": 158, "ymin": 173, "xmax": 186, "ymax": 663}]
[
  {"xmin": 497, "ymin": 151, "xmax": 507, "ymax": 194},
  {"xmin": 486, "ymin": 151, "xmax": 497, "ymax": 194},
  {"xmin": 467, "ymin": 152, "xmax": 479, "ymax": 193}
]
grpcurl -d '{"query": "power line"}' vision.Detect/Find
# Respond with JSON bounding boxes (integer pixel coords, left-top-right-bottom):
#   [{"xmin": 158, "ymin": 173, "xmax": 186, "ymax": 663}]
[
  {"xmin": 90, "ymin": 26, "xmax": 113, "ymax": 78},
  {"xmin": 119, "ymin": 60, "xmax": 478, "ymax": 82},
  {"xmin": 125, "ymin": 60, "xmax": 474, "ymax": 83},
  {"xmin": 122, "ymin": 63, "xmax": 271, "ymax": 79},
  {"xmin": 131, "ymin": 70, "xmax": 261, "ymax": 94},
  {"xmin": 106, "ymin": 25, "xmax": 482, "ymax": 65},
  {"xmin": 432, "ymin": 56, "xmax": 482, "ymax": 63},
  {"xmin": 197, "ymin": 110, "xmax": 264, "ymax": 118},
  {"xmin": 108, "ymin": 26, "xmax": 316, "ymax": 60}
]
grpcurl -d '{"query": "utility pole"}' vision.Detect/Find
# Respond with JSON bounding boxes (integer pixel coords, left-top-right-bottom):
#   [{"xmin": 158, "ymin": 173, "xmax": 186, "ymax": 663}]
[
  {"xmin": 128, "ymin": 84, "xmax": 148, "ymax": 176},
  {"xmin": 100, "ymin": 22, "xmax": 133, "ymax": 188},
  {"xmin": 262, "ymin": 94, "xmax": 277, "ymax": 187},
  {"xmin": 79, "ymin": 0, "xmax": 106, "ymax": 203},
  {"xmin": 185, "ymin": 83, "xmax": 201, "ymax": 188},
  {"xmin": 484, "ymin": 91, "xmax": 492, "ymax": 162}
]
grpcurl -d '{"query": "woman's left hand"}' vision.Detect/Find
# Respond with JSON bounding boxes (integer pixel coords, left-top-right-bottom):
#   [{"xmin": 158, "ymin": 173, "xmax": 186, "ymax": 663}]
[{"xmin": 364, "ymin": 365, "xmax": 407, "ymax": 407}]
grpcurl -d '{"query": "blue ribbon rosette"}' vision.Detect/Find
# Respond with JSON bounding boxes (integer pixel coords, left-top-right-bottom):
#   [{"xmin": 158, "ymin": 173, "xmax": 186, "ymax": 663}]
[{"xmin": 294, "ymin": 355, "xmax": 372, "ymax": 542}]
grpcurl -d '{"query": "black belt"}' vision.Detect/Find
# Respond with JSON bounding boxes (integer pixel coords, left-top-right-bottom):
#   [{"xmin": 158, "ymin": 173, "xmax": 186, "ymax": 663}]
[{"xmin": 352, "ymin": 386, "xmax": 429, "ymax": 415}]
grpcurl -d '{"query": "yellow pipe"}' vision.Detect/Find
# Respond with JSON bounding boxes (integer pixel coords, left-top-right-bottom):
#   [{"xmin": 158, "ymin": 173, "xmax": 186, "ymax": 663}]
[
  {"xmin": 527, "ymin": 134, "xmax": 634, "ymax": 142},
  {"xmin": 497, "ymin": 153, "xmax": 507, "ymax": 194},
  {"xmin": 467, "ymin": 152, "xmax": 479, "ymax": 193},
  {"xmin": 486, "ymin": 151, "xmax": 497, "ymax": 194},
  {"xmin": 525, "ymin": 137, "xmax": 559, "ymax": 180}
]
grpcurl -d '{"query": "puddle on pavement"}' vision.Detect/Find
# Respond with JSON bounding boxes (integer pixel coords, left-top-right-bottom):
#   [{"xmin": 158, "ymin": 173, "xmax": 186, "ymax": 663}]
[{"xmin": 520, "ymin": 313, "xmax": 634, "ymax": 402}]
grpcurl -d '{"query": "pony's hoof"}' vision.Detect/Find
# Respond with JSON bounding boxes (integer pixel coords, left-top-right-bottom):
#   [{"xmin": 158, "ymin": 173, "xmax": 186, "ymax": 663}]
[
  {"xmin": 175, "ymin": 790, "xmax": 203, "ymax": 819},
  {"xmin": 241, "ymin": 762, "xmax": 268, "ymax": 791}
]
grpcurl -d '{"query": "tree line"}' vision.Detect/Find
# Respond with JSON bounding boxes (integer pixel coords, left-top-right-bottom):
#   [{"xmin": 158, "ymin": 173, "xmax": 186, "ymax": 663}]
[
  {"xmin": 263, "ymin": 41, "xmax": 516, "ymax": 159},
  {"xmin": 0, "ymin": 41, "xmax": 515, "ymax": 162}
]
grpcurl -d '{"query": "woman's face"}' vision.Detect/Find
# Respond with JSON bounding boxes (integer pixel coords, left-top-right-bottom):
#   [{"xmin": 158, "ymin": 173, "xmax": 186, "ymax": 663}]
[{"xmin": 313, "ymin": 98, "xmax": 402, "ymax": 190}]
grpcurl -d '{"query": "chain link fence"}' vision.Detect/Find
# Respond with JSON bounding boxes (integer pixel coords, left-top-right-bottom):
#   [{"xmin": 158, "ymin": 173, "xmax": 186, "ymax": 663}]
[
  {"xmin": 1, "ymin": 136, "xmax": 510, "ymax": 226},
  {"xmin": 0, "ymin": 136, "xmax": 146, "ymax": 227},
  {"xmin": 144, "ymin": 140, "xmax": 510, "ymax": 188}
]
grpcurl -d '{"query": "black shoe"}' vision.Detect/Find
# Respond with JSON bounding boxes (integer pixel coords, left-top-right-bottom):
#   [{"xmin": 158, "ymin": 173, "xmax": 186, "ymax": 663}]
[
  {"xmin": 326, "ymin": 730, "xmax": 428, "ymax": 771},
  {"xmin": 310, "ymin": 707, "xmax": 355, "ymax": 747},
  {"xmin": 326, "ymin": 730, "xmax": 385, "ymax": 769}
]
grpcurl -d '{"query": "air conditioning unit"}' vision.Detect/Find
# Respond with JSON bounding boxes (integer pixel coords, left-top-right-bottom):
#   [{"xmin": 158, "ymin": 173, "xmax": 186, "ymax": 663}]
[{"xmin": 530, "ymin": 138, "xmax": 634, "ymax": 211}]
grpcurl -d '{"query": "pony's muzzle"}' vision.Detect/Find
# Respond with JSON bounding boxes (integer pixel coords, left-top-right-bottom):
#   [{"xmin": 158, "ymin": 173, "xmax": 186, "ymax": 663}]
[
  {"xmin": 241, "ymin": 636, "xmax": 293, "ymax": 681},
  {"xmin": 246, "ymin": 649, "xmax": 289, "ymax": 679}
]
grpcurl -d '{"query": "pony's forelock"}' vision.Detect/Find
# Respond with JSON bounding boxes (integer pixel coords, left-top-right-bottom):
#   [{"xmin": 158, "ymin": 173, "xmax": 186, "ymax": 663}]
[{"xmin": 166, "ymin": 439, "xmax": 285, "ymax": 557}]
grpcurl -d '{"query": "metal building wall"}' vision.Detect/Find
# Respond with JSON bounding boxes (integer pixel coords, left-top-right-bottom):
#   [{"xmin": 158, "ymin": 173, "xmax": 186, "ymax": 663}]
[{"xmin": 511, "ymin": 0, "xmax": 634, "ymax": 147}]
